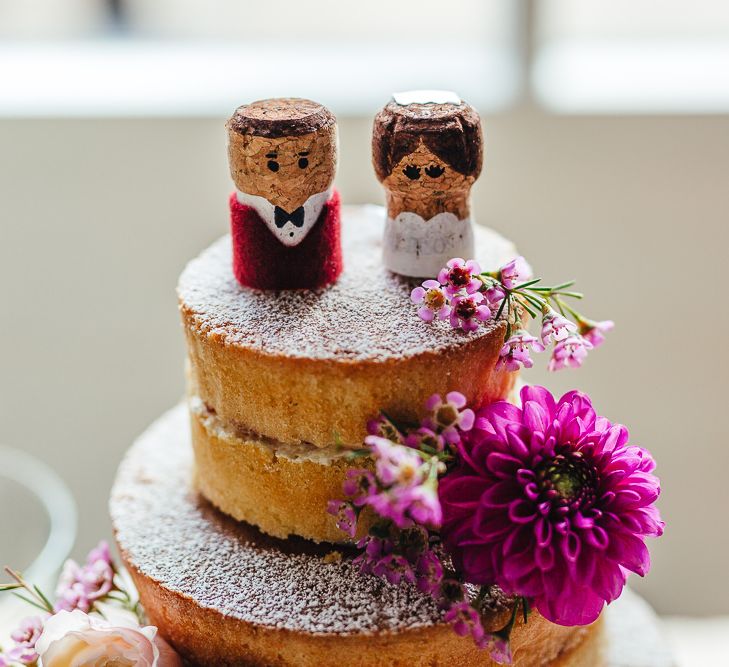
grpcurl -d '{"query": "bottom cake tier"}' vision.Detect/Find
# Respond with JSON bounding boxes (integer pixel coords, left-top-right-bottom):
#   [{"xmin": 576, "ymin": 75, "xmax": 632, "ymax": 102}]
[{"xmin": 110, "ymin": 405, "xmax": 605, "ymax": 667}]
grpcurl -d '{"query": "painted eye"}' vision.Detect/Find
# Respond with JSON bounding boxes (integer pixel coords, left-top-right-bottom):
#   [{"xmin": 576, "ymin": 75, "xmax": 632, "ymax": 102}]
[
  {"xmin": 267, "ymin": 160, "xmax": 279, "ymax": 172},
  {"xmin": 298, "ymin": 157, "xmax": 309, "ymax": 169},
  {"xmin": 403, "ymin": 165, "xmax": 421, "ymax": 180},
  {"xmin": 425, "ymin": 164, "xmax": 445, "ymax": 178}
]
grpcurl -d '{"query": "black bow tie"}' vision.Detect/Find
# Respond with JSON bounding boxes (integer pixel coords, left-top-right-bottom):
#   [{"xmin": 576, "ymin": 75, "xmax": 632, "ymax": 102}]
[{"xmin": 274, "ymin": 206, "xmax": 305, "ymax": 228}]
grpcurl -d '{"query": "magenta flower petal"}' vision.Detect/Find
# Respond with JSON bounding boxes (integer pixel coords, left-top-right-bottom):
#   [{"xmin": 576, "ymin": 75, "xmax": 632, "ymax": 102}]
[{"xmin": 440, "ymin": 386, "xmax": 663, "ymax": 627}]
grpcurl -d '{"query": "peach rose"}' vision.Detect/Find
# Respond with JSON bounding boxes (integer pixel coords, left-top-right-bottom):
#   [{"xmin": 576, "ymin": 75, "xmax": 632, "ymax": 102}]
[{"xmin": 36, "ymin": 609, "xmax": 182, "ymax": 667}]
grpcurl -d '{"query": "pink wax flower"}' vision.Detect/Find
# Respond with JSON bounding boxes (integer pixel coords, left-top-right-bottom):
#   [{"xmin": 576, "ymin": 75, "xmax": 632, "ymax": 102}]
[
  {"xmin": 444, "ymin": 601, "xmax": 486, "ymax": 644},
  {"xmin": 411, "ymin": 280, "xmax": 451, "ymax": 322},
  {"xmin": 326, "ymin": 500, "xmax": 357, "ymax": 538},
  {"xmin": 580, "ymin": 319, "xmax": 615, "ymax": 348},
  {"xmin": 496, "ymin": 330, "xmax": 545, "ymax": 372},
  {"xmin": 548, "ymin": 334, "xmax": 593, "ymax": 371},
  {"xmin": 483, "ymin": 284, "xmax": 506, "ymax": 312},
  {"xmin": 437, "ymin": 258, "xmax": 483, "ymax": 297},
  {"xmin": 424, "ymin": 392, "xmax": 475, "ymax": 444},
  {"xmin": 485, "ymin": 635, "xmax": 513, "ymax": 664},
  {"xmin": 373, "ymin": 554, "xmax": 417, "ymax": 586},
  {"xmin": 499, "ymin": 256, "xmax": 533, "ymax": 289},
  {"xmin": 342, "ymin": 469, "xmax": 378, "ymax": 507},
  {"xmin": 6, "ymin": 616, "xmax": 44, "ymax": 665},
  {"xmin": 405, "ymin": 426, "xmax": 446, "ymax": 454},
  {"xmin": 541, "ymin": 309, "xmax": 577, "ymax": 345},
  {"xmin": 415, "ymin": 550, "xmax": 444, "ymax": 595},
  {"xmin": 395, "ymin": 483, "xmax": 443, "ymax": 528},
  {"xmin": 366, "ymin": 436, "xmax": 425, "ymax": 488},
  {"xmin": 55, "ymin": 541, "xmax": 115, "ymax": 613},
  {"xmin": 449, "ymin": 293, "xmax": 491, "ymax": 332},
  {"xmin": 439, "ymin": 385, "xmax": 663, "ymax": 626},
  {"xmin": 367, "ymin": 414, "xmax": 404, "ymax": 443}
]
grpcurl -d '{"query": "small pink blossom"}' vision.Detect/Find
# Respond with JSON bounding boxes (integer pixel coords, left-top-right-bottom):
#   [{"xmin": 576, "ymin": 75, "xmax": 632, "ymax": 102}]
[
  {"xmin": 6, "ymin": 616, "xmax": 44, "ymax": 665},
  {"xmin": 366, "ymin": 414, "xmax": 404, "ymax": 443},
  {"xmin": 411, "ymin": 280, "xmax": 451, "ymax": 323},
  {"xmin": 405, "ymin": 426, "xmax": 446, "ymax": 454},
  {"xmin": 580, "ymin": 319, "xmax": 614, "ymax": 348},
  {"xmin": 437, "ymin": 258, "xmax": 483, "ymax": 297},
  {"xmin": 353, "ymin": 536, "xmax": 393, "ymax": 575},
  {"xmin": 548, "ymin": 334, "xmax": 593, "ymax": 371},
  {"xmin": 366, "ymin": 436, "xmax": 425, "ymax": 487},
  {"xmin": 444, "ymin": 601, "xmax": 486, "ymax": 644},
  {"xmin": 415, "ymin": 550, "xmax": 444, "ymax": 594},
  {"xmin": 55, "ymin": 542, "xmax": 114, "ymax": 613},
  {"xmin": 342, "ymin": 469, "xmax": 377, "ymax": 507},
  {"xmin": 541, "ymin": 309, "xmax": 577, "ymax": 345},
  {"xmin": 367, "ymin": 490, "xmax": 413, "ymax": 528},
  {"xmin": 483, "ymin": 634, "xmax": 513, "ymax": 664},
  {"xmin": 449, "ymin": 293, "xmax": 491, "ymax": 332},
  {"xmin": 496, "ymin": 330, "xmax": 545, "ymax": 372},
  {"xmin": 372, "ymin": 554, "xmax": 417, "ymax": 586},
  {"xmin": 483, "ymin": 283, "xmax": 506, "ymax": 311},
  {"xmin": 326, "ymin": 500, "xmax": 358, "ymax": 538},
  {"xmin": 424, "ymin": 392, "xmax": 475, "ymax": 444},
  {"xmin": 394, "ymin": 483, "xmax": 443, "ymax": 528},
  {"xmin": 499, "ymin": 256, "xmax": 533, "ymax": 289}
]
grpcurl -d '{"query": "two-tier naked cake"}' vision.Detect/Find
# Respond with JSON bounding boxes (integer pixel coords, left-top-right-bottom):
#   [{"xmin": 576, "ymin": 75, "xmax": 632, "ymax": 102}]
[{"xmin": 111, "ymin": 94, "xmax": 661, "ymax": 666}]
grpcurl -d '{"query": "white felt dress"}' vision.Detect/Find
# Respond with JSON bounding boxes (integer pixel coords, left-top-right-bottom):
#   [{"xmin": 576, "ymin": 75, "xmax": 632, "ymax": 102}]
[{"xmin": 383, "ymin": 211, "xmax": 475, "ymax": 278}]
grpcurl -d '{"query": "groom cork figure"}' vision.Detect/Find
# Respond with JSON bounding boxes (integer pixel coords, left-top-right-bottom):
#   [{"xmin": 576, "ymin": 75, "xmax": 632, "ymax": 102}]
[{"xmin": 226, "ymin": 98, "xmax": 342, "ymax": 290}]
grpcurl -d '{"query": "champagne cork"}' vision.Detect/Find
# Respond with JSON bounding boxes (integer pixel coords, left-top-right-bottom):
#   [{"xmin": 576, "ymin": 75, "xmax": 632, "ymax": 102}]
[
  {"xmin": 226, "ymin": 98, "xmax": 343, "ymax": 290},
  {"xmin": 372, "ymin": 91, "xmax": 484, "ymax": 277},
  {"xmin": 227, "ymin": 98, "xmax": 338, "ymax": 213}
]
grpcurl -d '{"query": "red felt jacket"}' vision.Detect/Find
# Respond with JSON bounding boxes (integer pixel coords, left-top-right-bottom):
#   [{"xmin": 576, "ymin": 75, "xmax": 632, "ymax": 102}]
[{"xmin": 229, "ymin": 189, "xmax": 342, "ymax": 290}]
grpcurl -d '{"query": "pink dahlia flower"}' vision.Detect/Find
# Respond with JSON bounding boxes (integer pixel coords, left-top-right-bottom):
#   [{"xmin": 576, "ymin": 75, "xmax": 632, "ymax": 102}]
[
  {"xmin": 449, "ymin": 293, "xmax": 491, "ymax": 332},
  {"xmin": 438, "ymin": 258, "xmax": 483, "ymax": 297},
  {"xmin": 439, "ymin": 385, "xmax": 663, "ymax": 627},
  {"xmin": 411, "ymin": 280, "xmax": 451, "ymax": 322}
]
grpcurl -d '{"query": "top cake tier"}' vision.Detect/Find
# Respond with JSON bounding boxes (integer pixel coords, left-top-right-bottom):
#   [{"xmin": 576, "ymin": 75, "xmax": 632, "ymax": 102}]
[{"xmin": 179, "ymin": 205, "xmax": 518, "ymax": 447}]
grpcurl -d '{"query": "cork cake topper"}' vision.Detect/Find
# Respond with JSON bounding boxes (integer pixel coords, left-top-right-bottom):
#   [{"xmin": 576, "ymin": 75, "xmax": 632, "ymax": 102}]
[
  {"xmin": 372, "ymin": 90, "xmax": 484, "ymax": 278},
  {"xmin": 226, "ymin": 98, "xmax": 343, "ymax": 290}
]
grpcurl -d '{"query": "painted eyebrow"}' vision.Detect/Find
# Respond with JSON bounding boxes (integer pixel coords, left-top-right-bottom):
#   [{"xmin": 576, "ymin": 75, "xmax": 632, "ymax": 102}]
[
  {"xmin": 265, "ymin": 152, "xmax": 278, "ymax": 158},
  {"xmin": 297, "ymin": 151, "xmax": 309, "ymax": 156}
]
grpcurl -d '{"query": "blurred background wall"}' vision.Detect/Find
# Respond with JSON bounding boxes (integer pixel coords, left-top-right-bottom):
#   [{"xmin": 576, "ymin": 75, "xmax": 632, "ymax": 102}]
[{"xmin": 1, "ymin": 0, "xmax": 728, "ymax": 617}]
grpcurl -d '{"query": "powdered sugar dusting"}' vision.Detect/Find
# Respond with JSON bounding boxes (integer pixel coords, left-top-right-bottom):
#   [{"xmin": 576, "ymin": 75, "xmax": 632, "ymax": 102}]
[
  {"xmin": 177, "ymin": 205, "xmax": 516, "ymax": 361},
  {"xmin": 112, "ymin": 405, "xmax": 512, "ymax": 635}
]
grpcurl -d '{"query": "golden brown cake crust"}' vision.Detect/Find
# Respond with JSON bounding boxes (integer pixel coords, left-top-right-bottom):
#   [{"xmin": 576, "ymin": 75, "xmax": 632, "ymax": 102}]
[
  {"xmin": 113, "ymin": 407, "xmax": 604, "ymax": 667},
  {"xmin": 178, "ymin": 206, "xmax": 517, "ymax": 447},
  {"xmin": 190, "ymin": 399, "xmax": 373, "ymax": 543}
]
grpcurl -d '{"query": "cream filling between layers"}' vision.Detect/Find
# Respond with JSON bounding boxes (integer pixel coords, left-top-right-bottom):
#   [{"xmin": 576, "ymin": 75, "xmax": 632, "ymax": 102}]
[
  {"xmin": 189, "ymin": 396, "xmax": 350, "ymax": 465},
  {"xmin": 189, "ymin": 379, "xmax": 523, "ymax": 468}
]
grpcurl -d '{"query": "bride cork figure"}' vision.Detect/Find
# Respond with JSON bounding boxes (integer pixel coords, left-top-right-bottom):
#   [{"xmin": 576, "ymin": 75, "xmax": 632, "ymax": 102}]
[{"xmin": 372, "ymin": 91, "xmax": 483, "ymax": 278}]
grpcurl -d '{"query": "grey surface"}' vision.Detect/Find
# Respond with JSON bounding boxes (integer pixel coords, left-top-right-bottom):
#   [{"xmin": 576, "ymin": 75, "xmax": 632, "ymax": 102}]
[{"xmin": 607, "ymin": 588, "xmax": 676, "ymax": 667}]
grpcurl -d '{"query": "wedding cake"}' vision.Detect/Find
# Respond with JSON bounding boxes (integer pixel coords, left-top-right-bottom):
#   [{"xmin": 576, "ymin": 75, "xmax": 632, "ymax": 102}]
[{"xmin": 110, "ymin": 95, "xmax": 662, "ymax": 666}]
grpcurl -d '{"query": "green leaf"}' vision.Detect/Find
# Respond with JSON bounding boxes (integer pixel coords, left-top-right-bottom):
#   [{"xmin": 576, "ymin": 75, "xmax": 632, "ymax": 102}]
[
  {"xmin": 12, "ymin": 592, "xmax": 49, "ymax": 613},
  {"xmin": 33, "ymin": 584, "xmax": 54, "ymax": 612},
  {"xmin": 0, "ymin": 582, "xmax": 23, "ymax": 592}
]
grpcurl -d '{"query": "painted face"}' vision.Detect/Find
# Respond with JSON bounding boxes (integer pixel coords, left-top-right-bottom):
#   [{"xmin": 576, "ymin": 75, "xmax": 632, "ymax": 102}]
[
  {"xmin": 228, "ymin": 129, "xmax": 336, "ymax": 212},
  {"xmin": 382, "ymin": 142, "xmax": 473, "ymax": 203}
]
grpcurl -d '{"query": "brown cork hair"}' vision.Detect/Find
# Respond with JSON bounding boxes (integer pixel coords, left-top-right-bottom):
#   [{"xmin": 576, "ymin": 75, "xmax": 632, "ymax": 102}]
[
  {"xmin": 227, "ymin": 98, "xmax": 336, "ymax": 139},
  {"xmin": 372, "ymin": 99, "xmax": 483, "ymax": 181}
]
